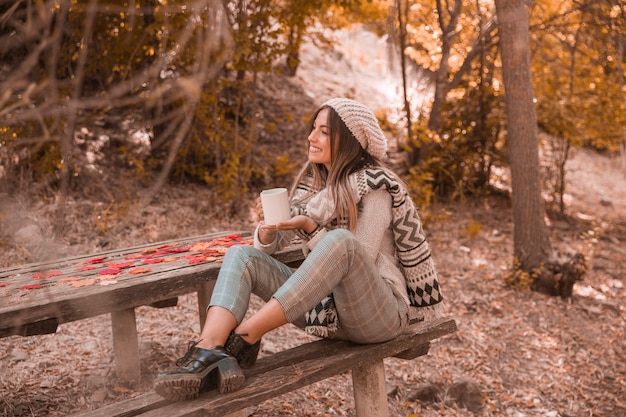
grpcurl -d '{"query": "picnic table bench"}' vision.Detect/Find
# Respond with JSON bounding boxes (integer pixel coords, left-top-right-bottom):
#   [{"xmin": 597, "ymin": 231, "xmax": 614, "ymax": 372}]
[{"xmin": 1, "ymin": 230, "xmax": 457, "ymax": 416}]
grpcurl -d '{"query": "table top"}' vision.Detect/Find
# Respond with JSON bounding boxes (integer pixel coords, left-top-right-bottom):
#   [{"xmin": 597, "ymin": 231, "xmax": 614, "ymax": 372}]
[{"xmin": 0, "ymin": 231, "xmax": 303, "ymax": 335}]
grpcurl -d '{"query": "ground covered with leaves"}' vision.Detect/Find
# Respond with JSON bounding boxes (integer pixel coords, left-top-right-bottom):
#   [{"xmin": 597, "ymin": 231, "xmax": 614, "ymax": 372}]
[{"xmin": 1, "ymin": 28, "xmax": 625, "ymax": 417}]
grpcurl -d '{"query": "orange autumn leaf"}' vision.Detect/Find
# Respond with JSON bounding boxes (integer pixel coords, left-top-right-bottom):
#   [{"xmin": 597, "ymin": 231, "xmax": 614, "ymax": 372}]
[
  {"xmin": 58, "ymin": 277, "xmax": 82, "ymax": 283},
  {"xmin": 129, "ymin": 267, "xmax": 151, "ymax": 274},
  {"xmin": 33, "ymin": 270, "xmax": 63, "ymax": 279},
  {"xmin": 105, "ymin": 261, "xmax": 135, "ymax": 269},
  {"xmin": 142, "ymin": 258, "xmax": 164, "ymax": 264},
  {"xmin": 189, "ymin": 241, "xmax": 211, "ymax": 252},
  {"xmin": 124, "ymin": 253, "xmax": 149, "ymax": 260},
  {"xmin": 98, "ymin": 274, "xmax": 119, "ymax": 281},
  {"xmin": 76, "ymin": 265, "xmax": 96, "ymax": 271}
]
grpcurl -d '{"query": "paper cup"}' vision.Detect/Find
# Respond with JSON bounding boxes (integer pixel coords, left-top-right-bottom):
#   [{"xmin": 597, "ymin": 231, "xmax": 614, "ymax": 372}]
[{"xmin": 260, "ymin": 188, "xmax": 291, "ymax": 225}]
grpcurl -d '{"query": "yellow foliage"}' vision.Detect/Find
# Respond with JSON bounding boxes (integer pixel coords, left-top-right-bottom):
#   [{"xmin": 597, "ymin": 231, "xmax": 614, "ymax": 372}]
[
  {"xmin": 93, "ymin": 200, "xmax": 130, "ymax": 236},
  {"xmin": 273, "ymin": 154, "xmax": 297, "ymax": 178},
  {"xmin": 464, "ymin": 219, "xmax": 481, "ymax": 240},
  {"xmin": 504, "ymin": 257, "xmax": 544, "ymax": 288}
]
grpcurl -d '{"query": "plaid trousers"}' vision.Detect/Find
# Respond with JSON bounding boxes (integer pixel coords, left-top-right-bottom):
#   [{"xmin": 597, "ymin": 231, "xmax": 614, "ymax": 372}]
[{"xmin": 210, "ymin": 228, "xmax": 408, "ymax": 343}]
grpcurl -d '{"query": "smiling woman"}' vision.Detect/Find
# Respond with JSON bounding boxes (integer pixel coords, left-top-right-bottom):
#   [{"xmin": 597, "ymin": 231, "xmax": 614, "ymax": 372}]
[{"xmin": 153, "ymin": 97, "xmax": 445, "ymax": 401}]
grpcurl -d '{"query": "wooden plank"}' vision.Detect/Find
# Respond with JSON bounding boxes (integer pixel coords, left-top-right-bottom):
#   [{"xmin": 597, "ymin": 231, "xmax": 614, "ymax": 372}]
[
  {"xmin": 111, "ymin": 308, "xmax": 141, "ymax": 382},
  {"xmin": 352, "ymin": 360, "xmax": 389, "ymax": 417},
  {"xmin": 394, "ymin": 341, "xmax": 430, "ymax": 360},
  {"xmin": 140, "ymin": 318, "xmax": 457, "ymax": 417},
  {"xmin": 148, "ymin": 298, "xmax": 179, "ymax": 309},
  {"xmin": 69, "ymin": 318, "xmax": 456, "ymax": 417}
]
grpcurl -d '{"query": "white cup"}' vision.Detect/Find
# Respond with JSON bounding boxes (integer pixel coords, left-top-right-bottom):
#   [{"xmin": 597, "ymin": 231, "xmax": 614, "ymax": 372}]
[{"xmin": 260, "ymin": 188, "xmax": 291, "ymax": 226}]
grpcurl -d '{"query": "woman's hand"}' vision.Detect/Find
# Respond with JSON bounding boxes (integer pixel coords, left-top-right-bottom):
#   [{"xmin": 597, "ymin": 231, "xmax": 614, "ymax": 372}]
[{"xmin": 274, "ymin": 215, "xmax": 318, "ymax": 234}]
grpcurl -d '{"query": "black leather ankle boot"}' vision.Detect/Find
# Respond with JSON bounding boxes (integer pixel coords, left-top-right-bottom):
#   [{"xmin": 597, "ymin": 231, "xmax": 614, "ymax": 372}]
[
  {"xmin": 154, "ymin": 341, "xmax": 245, "ymax": 401},
  {"xmin": 225, "ymin": 332, "xmax": 261, "ymax": 369}
]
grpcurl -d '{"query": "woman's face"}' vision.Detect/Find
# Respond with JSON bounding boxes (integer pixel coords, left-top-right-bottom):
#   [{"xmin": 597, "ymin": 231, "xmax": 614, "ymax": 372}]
[{"xmin": 308, "ymin": 108, "xmax": 332, "ymax": 169}]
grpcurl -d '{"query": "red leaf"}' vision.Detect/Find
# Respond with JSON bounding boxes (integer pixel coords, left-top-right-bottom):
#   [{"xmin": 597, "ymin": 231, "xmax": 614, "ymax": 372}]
[
  {"xmin": 188, "ymin": 256, "xmax": 207, "ymax": 265},
  {"xmin": 84, "ymin": 257, "xmax": 105, "ymax": 264},
  {"xmin": 99, "ymin": 269, "xmax": 123, "ymax": 275},
  {"xmin": 20, "ymin": 283, "xmax": 42, "ymax": 290},
  {"xmin": 0, "ymin": 283, "xmax": 9, "ymax": 287}
]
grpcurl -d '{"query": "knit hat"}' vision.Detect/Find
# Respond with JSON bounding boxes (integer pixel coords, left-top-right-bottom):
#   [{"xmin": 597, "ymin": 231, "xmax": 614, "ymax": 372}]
[{"xmin": 322, "ymin": 98, "xmax": 388, "ymax": 160}]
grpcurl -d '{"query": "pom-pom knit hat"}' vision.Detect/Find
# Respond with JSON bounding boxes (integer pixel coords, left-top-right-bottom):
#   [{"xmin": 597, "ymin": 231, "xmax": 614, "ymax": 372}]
[{"xmin": 322, "ymin": 98, "xmax": 388, "ymax": 160}]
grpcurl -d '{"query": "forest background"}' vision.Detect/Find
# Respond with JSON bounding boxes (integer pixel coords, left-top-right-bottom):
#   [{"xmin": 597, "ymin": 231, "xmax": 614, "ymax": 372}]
[{"xmin": 0, "ymin": 0, "xmax": 625, "ymax": 416}]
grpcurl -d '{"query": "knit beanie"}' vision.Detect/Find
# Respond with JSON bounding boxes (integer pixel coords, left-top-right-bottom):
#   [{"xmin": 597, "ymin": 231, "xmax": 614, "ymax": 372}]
[{"xmin": 322, "ymin": 98, "xmax": 388, "ymax": 160}]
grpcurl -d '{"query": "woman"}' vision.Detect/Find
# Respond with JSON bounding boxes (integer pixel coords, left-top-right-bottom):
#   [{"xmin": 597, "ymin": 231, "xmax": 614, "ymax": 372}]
[{"xmin": 154, "ymin": 98, "xmax": 444, "ymax": 401}]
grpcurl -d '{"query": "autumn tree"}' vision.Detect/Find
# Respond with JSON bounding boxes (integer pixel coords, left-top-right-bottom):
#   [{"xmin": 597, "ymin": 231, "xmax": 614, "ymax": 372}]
[
  {"xmin": 494, "ymin": 0, "xmax": 552, "ymax": 270},
  {"xmin": 494, "ymin": 0, "xmax": 588, "ymax": 296}
]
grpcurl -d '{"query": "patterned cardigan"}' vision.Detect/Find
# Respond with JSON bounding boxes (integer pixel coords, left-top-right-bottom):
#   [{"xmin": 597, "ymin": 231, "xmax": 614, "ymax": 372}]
[{"xmin": 291, "ymin": 166, "xmax": 445, "ymax": 336}]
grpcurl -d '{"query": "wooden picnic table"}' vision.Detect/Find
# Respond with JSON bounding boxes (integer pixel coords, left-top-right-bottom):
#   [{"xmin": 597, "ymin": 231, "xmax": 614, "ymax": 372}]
[{"xmin": 0, "ymin": 231, "xmax": 305, "ymax": 382}]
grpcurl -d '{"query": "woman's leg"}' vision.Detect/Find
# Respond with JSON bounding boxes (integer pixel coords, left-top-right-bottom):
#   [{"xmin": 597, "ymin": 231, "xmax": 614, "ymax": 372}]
[
  {"xmin": 273, "ymin": 229, "xmax": 406, "ymax": 343},
  {"xmin": 196, "ymin": 244, "xmax": 295, "ymax": 346},
  {"xmin": 154, "ymin": 245, "xmax": 293, "ymax": 400}
]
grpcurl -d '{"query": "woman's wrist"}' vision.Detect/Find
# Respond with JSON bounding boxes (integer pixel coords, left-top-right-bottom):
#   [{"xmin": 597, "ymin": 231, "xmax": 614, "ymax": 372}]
[
  {"xmin": 305, "ymin": 220, "xmax": 320, "ymax": 235},
  {"xmin": 258, "ymin": 225, "xmax": 277, "ymax": 244},
  {"xmin": 303, "ymin": 222, "xmax": 321, "ymax": 238}
]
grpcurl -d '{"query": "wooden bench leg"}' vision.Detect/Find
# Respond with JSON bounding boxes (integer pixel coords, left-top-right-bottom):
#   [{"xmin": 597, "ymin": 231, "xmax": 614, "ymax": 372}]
[
  {"xmin": 111, "ymin": 308, "xmax": 141, "ymax": 383},
  {"xmin": 352, "ymin": 359, "xmax": 389, "ymax": 417},
  {"xmin": 197, "ymin": 280, "xmax": 216, "ymax": 328}
]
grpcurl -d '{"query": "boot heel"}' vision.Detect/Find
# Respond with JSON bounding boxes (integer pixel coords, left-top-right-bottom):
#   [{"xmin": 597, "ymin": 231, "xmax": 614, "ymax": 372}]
[{"xmin": 216, "ymin": 356, "xmax": 245, "ymax": 393}]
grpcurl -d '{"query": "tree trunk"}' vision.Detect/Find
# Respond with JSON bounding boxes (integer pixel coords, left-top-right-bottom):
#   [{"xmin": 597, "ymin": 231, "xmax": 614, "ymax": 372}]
[{"xmin": 494, "ymin": 0, "xmax": 552, "ymax": 271}]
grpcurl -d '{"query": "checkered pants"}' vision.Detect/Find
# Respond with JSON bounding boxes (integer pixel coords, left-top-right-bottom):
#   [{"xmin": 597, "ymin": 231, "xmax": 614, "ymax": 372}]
[{"xmin": 210, "ymin": 229, "xmax": 408, "ymax": 343}]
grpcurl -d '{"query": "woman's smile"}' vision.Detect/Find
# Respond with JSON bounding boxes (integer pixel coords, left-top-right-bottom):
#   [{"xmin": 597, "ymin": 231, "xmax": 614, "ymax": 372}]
[{"xmin": 307, "ymin": 108, "xmax": 331, "ymax": 169}]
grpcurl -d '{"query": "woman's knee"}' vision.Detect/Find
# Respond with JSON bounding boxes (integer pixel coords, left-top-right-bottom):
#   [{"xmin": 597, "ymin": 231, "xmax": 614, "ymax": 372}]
[
  {"xmin": 223, "ymin": 244, "xmax": 258, "ymax": 263},
  {"xmin": 324, "ymin": 228, "xmax": 357, "ymax": 246}
]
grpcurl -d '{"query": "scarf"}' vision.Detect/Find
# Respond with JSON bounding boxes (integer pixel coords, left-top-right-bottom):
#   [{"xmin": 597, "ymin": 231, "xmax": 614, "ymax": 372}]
[{"xmin": 295, "ymin": 167, "xmax": 445, "ymax": 337}]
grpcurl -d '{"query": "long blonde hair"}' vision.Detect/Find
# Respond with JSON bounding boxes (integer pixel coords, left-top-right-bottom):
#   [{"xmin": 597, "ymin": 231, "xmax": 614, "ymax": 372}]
[{"xmin": 290, "ymin": 105, "xmax": 387, "ymax": 231}]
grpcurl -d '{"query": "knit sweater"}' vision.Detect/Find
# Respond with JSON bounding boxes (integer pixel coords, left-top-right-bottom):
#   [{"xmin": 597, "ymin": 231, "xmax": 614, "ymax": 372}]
[{"xmin": 255, "ymin": 166, "xmax": 445, "ymax": 336}]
